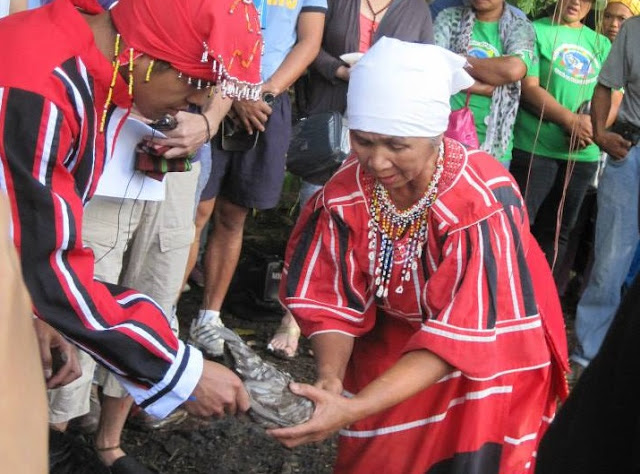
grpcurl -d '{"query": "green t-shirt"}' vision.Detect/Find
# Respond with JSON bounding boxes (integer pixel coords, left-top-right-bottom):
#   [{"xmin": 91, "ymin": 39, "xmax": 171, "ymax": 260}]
[
  {"xmin": 450, "ymin": 21, "xmax": 533, "ymax": 163},
  {"xmin": 513, "ymin": 17, "xmax": 611, "ymax": 162}
]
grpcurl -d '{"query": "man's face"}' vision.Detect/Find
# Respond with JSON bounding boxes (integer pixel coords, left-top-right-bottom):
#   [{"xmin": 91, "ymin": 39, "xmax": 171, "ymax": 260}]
[
  {"xmin": 602, "ymin": 3, "xmax": 633, "ymax": 41},
  {"xmin": 131, "ymin": 59, "xmax": 210, "ymax": 120}
]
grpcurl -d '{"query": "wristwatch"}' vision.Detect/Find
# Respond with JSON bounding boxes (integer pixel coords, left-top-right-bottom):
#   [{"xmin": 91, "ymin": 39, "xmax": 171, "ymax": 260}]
[{"xmin": 262, "ymin": 92, "xmax": 276, "ymax": 106}]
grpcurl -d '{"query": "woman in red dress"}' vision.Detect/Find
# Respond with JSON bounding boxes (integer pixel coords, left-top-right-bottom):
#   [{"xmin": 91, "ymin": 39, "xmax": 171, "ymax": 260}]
[{"xmin": 270, "ymin": 38, "xmax": 569, "ymax": 474}]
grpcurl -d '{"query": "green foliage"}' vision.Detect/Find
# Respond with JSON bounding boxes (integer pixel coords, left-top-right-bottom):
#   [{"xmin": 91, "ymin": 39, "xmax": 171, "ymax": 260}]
[{"xmin": 510, "ymin": 0, "xmax": 554, "ymax": 18}]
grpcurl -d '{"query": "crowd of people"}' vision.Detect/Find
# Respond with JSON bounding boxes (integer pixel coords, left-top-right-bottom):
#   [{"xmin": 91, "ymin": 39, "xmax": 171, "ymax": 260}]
[{"xmin": 1, "ymin": 0, "xmax": 639, "ymax": 472}]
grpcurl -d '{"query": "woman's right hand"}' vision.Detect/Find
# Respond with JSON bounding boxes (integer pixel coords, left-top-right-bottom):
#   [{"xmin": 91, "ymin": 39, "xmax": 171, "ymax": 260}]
[
  {"xmin": 267, "ymin": 382, "xmax": 360, "ymax": 448},
  {"xmin": 335, "ymin": 65, "xmax": 351, "ymax": 82}
]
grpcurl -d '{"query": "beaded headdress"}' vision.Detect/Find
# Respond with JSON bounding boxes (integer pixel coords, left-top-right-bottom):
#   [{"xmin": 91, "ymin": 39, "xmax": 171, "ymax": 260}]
[
  {"xmin": 110, "ymin": 0, "xmax": 262, "ymax": 97},
  {"xmin": 96, "ymin": 0, "xmax": 263, "ymax": 131}
]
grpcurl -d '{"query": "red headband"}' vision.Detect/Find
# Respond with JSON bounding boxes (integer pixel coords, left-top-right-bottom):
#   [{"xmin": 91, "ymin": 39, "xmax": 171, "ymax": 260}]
[{"xmin": 110, "ymin": 0, "xmax": 263, "ymax": 100}]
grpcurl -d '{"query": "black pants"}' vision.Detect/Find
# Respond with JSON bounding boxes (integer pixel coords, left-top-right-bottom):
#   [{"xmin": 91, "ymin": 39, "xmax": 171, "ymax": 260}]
[{"xmin": 510, "ymin": 149, "xmax": 598, "ymax": 274}]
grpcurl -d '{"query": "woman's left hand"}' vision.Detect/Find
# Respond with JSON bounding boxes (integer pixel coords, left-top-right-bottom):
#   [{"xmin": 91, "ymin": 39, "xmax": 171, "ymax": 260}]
[
  {"xmin": 335, "ymin": 65, "xmax": 351, "ymax": 82},
  {"xmin": 267, "ymin": 382, "xmax": 358, "ymax": 448}
]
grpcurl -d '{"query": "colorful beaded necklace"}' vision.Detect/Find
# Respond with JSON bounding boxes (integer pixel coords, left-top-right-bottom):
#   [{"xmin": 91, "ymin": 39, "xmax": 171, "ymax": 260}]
[{"xmin": 368, "ymin": 142, "xmax": 445, "ymax": 298}]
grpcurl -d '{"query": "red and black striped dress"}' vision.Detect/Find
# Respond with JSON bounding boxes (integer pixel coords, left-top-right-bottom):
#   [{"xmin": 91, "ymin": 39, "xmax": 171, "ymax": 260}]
[
  {"xmin": 0, "ymin": 0, "xmax": 202, "ymax": 417},
  {"xmin": 281, "ymin": 139, "xmax": 569, "ymax": 474}
]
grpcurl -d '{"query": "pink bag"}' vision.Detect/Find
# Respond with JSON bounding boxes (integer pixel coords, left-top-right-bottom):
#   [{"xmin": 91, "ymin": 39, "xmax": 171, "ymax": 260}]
[{"xmin": 444, "ymin": 92, "xmax": 479, "ymax": 149}]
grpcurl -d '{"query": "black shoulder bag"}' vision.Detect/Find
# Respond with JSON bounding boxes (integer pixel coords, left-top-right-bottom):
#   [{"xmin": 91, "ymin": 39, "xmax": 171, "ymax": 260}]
[{"xmin": 286, "ymin": 111, "xmax": 348, "ymax": 185}]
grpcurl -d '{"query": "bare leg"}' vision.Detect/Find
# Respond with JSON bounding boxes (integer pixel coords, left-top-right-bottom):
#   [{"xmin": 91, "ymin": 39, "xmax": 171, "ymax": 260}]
[
  {"xmin": 181, "ymin": 197, "xmax": 216, "ymax": 293},
  {"xmin": 50, "ymin": 421, "xmax": 69, "ymax": 432},
  {"xmin": 202, "ymin": 197, "xmax": 248, "ymax": 311},
  {"xmin": 93, "ymin": 395, "xmax": 133, "ymax": 466}
]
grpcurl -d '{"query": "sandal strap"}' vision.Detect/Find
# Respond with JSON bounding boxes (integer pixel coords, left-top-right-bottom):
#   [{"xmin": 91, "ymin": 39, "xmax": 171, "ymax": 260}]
[{"xmin": 274, "ymin": 325, "xmax": 301, "ymax": 337}]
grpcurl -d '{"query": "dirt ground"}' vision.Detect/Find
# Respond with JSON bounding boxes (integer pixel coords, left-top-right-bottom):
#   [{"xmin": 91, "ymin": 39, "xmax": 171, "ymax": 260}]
[{"xmin": 122, "ymin": 202, "xmax": 339, "ymax": 474}]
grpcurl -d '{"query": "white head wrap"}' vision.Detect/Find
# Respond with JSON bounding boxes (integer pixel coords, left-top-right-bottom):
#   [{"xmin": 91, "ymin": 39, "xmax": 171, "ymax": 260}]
[{"xmin": 346, "ymin": 37, "xmax": 474, "ymax": 138}]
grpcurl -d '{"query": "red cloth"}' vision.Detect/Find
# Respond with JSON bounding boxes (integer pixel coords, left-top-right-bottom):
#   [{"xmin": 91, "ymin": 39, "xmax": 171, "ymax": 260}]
[
  {"xmin": 358, "ymin": 14, "xmax": 376, "ymax": 52},
  {"xmin": 282, "ymin": 139, "xmax": 568, "ymax": 473},
  {"xmin": 135, "ymin": 144, "xmax": 192, "ymax": 181},
  {"xmin": 70, "ymin": 0, "xmax": 103, "ymax": 13},
  {"xmin": 111, "ymin": 0, "xmax": 263, "ymax": 97},
  {"xmin": 0, "ymin": 0, "xmax": 131, "ymax": 111}
]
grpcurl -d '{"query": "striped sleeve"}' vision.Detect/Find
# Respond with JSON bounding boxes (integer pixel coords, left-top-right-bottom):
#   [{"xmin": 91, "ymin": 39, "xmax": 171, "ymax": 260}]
[
  {"xmin": 281, "ymin": 203, "xmax": 376, "ymax": 338},
  {"xmin": 0, "ymin": 87, "xmax": 201, "ymax": 418},
  {"xmin": 404, "ymin": 206, "xmax": 549, "ymax": 379}
]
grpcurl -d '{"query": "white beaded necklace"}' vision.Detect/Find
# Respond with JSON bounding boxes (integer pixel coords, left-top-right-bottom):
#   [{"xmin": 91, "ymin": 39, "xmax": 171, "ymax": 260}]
[{"xmin": 368, "ymin": 142, "xmax": 445, "ymax": 298}]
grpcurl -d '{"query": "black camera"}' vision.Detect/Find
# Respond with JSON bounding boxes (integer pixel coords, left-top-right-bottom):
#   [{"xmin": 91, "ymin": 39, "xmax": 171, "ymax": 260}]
[
  {"xmin": 150, "ymin": 115, "xmax": 178, "ymax": 131},
  {"xmin": 220, "ymin": 117, "xmax": 259, "ymax": 152}
]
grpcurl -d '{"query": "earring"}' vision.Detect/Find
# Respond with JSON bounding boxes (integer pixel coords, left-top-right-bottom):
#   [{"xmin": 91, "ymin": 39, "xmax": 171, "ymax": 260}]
[
  {"xmin": 145, "ymin": 59, "xmax": 155, "ymax": 82},
  {"xmin": 128, "ymin": 48, "xmax": 134, "ymax": 97},
  {"xmin": 100, "ymin": 33, "xmax": 122, "ymax": 133}
]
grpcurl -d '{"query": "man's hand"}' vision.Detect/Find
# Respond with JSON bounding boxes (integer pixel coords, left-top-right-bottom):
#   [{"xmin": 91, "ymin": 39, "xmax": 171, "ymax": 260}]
[
  {"xmin": 144, "ymin": 111, "xmax": 214, "ymax": 159},
  {"xmin": 232, "ymin": 99, "xmax": 273, "ymax": 135},
  {"xmin": 183, "ymin": 360, "xmax": 251, "ymax": 417},
  {"xmin": 33, "ymin": 319, "xmax": 82, "ymax": 389},
  {"xmin": 595, "ymin": 131, "xmax": 632, "ymax": 161}
]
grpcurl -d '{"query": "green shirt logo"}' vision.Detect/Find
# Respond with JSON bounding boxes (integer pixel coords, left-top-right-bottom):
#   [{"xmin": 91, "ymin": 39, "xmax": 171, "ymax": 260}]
[
  {"xmin": 468, "ymin": 40, "xmax": 500, "ymax": 59},
  {"xmin": 552, "ymin": 43, "xmax": 601, "ymax": 85}
]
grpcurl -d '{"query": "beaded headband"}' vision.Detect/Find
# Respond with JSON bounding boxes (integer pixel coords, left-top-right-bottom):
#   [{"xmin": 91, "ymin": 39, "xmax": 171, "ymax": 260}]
[
  {"xmin": 109, "ymin": 0, "xmax": 263, "ymax": 103},
  {"xmin": 99, "ymin": 34, "xmax": 260, "ymax": 132}
]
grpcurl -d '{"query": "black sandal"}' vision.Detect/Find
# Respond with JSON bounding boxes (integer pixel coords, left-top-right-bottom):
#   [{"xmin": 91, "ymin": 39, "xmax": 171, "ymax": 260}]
[
  {"xmin": 95, "ymin": 445, "xmax": 155, "ymax": 474},
  {"xmin": 109, "ymin": 455, "xmax": 155, "ymax": 474}
]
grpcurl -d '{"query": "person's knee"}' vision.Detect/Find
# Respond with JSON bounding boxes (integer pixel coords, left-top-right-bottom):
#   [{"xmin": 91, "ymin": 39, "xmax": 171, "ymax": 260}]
[
  {"xmin": 213, "ymin": 199, "xmax": 248, "ymax": 233},
  {"xmin": 195, "ymin": 198, "xmax": 215, "ymax": 232}
]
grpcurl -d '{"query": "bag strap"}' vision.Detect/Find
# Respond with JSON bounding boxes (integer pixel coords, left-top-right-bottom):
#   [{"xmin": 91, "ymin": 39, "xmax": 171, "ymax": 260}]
[{"xmin": 464, "ymin": 90, "xmax": 472, "ymax": 108}]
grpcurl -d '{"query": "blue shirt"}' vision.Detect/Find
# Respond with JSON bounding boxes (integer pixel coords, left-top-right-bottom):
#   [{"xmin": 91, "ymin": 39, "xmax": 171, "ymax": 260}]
[{"xmin": 261, "ymin": 0, "xmax": 327, "ymax": 81}]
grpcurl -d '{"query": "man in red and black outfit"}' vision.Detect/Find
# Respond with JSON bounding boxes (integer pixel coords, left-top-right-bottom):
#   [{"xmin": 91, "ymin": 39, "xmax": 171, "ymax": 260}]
[{"xmin": 0, "ymin": 0, "xmax": 262, "ymax": 436}]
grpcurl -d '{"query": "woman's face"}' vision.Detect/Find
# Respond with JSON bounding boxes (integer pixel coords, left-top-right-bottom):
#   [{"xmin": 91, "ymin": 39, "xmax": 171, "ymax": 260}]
[
  {"xmin": 350, "ymin": 130, "xmax": 438, "ymax": 192},
  {"xmin": 558, "ymin": 0, "xmax": 593, "ymax": 25},
  {"xmin": 131, "ymin": 58, "xmax": 210, "ymax": 120},
  {"xmin": 471, "ymin": 0, "xmax": 505, "ymax": 18},
  {"xmin": 602, "ymin": 2, "xmax": 633, "ymax": 41}
]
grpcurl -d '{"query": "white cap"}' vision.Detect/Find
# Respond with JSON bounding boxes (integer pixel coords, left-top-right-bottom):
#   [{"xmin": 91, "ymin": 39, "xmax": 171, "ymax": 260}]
[{"xmin": 347, "ymin": 37, "xmax": 474, "ymax": 138}]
